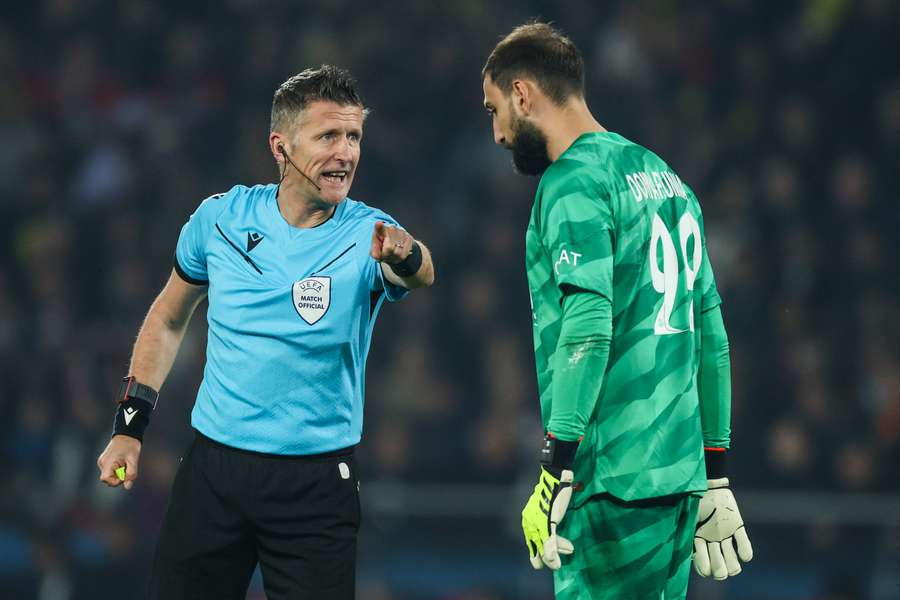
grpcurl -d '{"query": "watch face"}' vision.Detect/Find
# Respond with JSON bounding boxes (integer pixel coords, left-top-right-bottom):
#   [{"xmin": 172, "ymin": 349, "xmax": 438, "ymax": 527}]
[
  {"xmin": 117, "ymin": 376, "xmax": 135, "ymax": 404},
  {"xmin": 117, "ymin": 377, "xmax": 158, "ymax": 409}
]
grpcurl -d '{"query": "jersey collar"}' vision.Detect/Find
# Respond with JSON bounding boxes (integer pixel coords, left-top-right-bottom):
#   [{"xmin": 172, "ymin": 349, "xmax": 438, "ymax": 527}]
[{"xmin": 266, "ymin": 184, "xmax": 349, "ymax": 240}]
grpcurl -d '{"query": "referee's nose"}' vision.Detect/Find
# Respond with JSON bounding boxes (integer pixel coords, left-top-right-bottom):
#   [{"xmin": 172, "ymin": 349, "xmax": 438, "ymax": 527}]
[{"xmin": 333, "ymin": 137, "xmax": 355, "ymax": 165}]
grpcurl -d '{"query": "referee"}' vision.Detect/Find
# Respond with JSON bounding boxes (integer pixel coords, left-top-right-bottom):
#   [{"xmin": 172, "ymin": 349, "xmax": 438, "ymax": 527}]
[{"xmin": 96, "ymin": 65, "xmax": 434, "ymax": 599}]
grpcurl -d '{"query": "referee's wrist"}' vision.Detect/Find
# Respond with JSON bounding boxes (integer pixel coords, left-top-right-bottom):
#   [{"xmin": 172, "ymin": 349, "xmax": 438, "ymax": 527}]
[
  {"xmin": 387, "ymin": 241, "xmax": 422, "ymax": 277},
  {"xmin": 113, "ymin": 397, "xmax": 154, "ymax": 442},
  {"xmin": 112, "ymin": 377, "xmax": 158, "ymax": 442}
]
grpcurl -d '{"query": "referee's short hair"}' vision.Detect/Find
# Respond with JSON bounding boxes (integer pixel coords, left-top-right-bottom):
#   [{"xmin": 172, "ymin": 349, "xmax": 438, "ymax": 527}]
[
  {"xmin": 270, "ymin": 65, "xmax": 366, "ymax": 132},
  {"xmin": 482, "ymin": 22, "xmax": 584, "ymax": 105}
]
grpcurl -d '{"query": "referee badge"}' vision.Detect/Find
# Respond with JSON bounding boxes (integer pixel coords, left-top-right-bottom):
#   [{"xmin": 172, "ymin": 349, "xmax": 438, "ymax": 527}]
[{"xmin": 292, "ymin": 276, "xmax": 331, "ymax": 325}]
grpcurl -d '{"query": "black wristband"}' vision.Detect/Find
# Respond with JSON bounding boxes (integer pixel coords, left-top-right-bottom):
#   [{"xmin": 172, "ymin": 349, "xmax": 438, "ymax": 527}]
[
  {"xmin": 112, "ymin": 376, "xmax": 158, "ymax": 442},
  {"xmin": 113, "ymin": 397, "xmax": 154, "ymax": 442},
  {"xmin": 388, "ymin": 241, "xmax": 423, "ymax": 277},
  {"xmin": 704, "ymin": 447, "xmax": 728, "ymax": 479},
  {"xmin": 540, "ymin": 434, "xmax": 580, "ymax": 472}
]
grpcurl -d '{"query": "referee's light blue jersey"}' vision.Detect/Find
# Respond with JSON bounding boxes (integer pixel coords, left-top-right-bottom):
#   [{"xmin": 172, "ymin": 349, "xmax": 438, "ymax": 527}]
[{"xmin": 174, "ymin": 183, "xmax": 409, "ymax": 454}]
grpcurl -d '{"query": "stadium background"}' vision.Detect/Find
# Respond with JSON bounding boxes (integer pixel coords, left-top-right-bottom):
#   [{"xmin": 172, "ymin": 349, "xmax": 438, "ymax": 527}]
[{"xmin": 1, "ymin": 1, "xmax": 898, "ymax": 598}]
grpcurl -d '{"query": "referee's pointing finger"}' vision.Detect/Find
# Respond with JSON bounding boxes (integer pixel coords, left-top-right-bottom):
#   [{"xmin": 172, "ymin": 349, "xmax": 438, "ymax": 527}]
[{"xmin": 371, "ymin": 221, "xmax": 386, "ymax": 260}]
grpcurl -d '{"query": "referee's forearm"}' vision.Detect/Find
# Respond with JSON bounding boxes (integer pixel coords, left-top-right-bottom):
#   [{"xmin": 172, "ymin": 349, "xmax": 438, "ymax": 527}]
[
  {"xmin": 127, "ymin": 270, "xmax": 206, "ymax": 391},
  {"xmin": 128, "ymin": 309, "xmax": 191, "ymax": 392}
]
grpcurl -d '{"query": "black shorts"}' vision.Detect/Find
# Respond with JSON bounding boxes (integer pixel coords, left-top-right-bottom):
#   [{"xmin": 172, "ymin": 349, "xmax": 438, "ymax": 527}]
[{"xmin": 147, "ymin": 431, "xmax": 360, "ymax": 600}]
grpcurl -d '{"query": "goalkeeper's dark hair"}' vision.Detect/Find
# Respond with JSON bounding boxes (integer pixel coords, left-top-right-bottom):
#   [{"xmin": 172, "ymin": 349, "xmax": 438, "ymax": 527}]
[
  {"xmin": 270, "ymin": 65, "xmax": 367, "ymax": 132},
  {"xmin": 482, "ymin": 21, "xmax": 584, "ymax": 106}
]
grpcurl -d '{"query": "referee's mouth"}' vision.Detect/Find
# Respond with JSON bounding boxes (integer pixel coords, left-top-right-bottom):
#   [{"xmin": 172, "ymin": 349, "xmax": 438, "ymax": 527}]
[{"xmin": 320, "ymin": 170, "xmax": 349, "ymax": 186}]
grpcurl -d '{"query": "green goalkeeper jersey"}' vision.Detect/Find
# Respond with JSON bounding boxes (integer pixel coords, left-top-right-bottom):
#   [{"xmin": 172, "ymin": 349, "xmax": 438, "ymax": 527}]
[{"xmin": 526, "ymin": 131, "xmax": 722, "ymax": 504}]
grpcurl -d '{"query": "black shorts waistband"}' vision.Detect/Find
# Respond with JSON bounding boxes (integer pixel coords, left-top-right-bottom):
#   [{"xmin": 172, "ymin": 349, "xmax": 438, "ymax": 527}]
[{"xmin": 193, "ymin": 429, "xmax": 355, "ymax": 460}]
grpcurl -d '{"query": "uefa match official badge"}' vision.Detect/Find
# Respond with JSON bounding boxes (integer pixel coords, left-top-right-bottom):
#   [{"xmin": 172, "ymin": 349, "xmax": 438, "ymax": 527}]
[{"xmin": 292, "ymin": 276, "xmax": 331, "ymax": 324}]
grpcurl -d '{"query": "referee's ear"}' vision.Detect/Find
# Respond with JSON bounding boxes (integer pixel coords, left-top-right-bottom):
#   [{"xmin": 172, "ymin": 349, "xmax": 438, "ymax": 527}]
[{"xmin": 269, "ymin": 133, "xmax": 287, "ymax": 163}]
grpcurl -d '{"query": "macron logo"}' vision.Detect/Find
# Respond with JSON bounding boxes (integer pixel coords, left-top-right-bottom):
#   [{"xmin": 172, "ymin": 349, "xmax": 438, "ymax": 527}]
[
  {"xmin": 123, "ymin": 407, "xmax": 139, "ymax": 426},
  {"xmin": 246, "ymin": 232, "xmax": 264, "ymax": 252}
]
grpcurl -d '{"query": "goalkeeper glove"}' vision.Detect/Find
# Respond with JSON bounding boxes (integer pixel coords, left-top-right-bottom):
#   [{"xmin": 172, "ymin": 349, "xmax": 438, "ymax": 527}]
[
  {"xmin": 521, "ymin": 435, "xmax": 578, "ymax": 570},
  {"xmin": 694, "ymin": 477, "xmax": 753, "ymax": 579}
]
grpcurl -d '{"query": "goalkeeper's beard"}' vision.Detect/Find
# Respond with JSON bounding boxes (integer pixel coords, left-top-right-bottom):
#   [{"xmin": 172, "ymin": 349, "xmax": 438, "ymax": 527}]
[{"xmin": 509, "ymin": 114, "xmax": 552, "ymax": 176}]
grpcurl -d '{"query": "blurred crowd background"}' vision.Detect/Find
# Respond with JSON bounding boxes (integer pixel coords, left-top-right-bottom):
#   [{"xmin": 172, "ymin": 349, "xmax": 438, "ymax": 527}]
[{"xmin": 1, "ymin": 1, "xmax": 898, "ymax": 599}]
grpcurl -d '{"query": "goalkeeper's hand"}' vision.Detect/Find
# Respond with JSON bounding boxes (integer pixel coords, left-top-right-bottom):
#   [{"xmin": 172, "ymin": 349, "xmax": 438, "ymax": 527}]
[
  {"xmin": 693, "ymin": 478, "xmax": 753, "ymax": 579},
  {"xmin": 522, "ymin": 466, "xmax": 575, "ymax": 570}
]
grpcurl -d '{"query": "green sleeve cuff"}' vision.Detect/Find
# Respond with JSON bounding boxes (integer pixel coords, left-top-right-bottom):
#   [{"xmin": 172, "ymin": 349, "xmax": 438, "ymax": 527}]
[{"xmin": 698, "ymin": 305, "xmax": 732, "ymax": 447}]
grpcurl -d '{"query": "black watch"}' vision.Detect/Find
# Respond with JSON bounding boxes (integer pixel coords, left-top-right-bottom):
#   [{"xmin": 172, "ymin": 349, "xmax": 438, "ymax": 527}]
[
  {"xmin": 117, "ymin": 376, "xmax": 159, "ymax": 410},
  {"xmin": 540, "ymin": 434, "xmax": 580, "ymax": 470}
]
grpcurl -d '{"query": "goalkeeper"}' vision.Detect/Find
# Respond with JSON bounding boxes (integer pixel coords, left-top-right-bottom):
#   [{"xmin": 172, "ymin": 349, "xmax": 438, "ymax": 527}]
[{"xmin": 482, "ymin": 23, "xmax": 752, "ymax": 599}]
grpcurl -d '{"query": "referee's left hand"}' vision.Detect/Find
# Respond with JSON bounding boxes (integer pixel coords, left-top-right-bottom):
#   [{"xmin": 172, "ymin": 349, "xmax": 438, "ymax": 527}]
[
  {"xmin": 370, "ymin": 221, "xmax": 412, "ymax": 264},
  {"xmin": 98, "ymin": 434, "xmax": 142, "ymax": 490}
]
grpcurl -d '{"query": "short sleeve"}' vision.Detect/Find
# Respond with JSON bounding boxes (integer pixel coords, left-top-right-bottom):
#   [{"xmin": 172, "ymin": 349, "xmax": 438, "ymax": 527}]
[
  {"xmin": 174, "ymin": 193, "xmax": 224, "ymax": 285},
  {"xmin": 542, "ymin": 170, "xmax": 615, "ymax": 300},
  {"xmin": 359, "ymin": 210, "xmax": 410, "ymax": 303}
]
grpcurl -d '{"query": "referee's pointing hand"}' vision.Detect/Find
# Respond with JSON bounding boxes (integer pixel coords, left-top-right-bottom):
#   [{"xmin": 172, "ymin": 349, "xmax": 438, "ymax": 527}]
[{"xmin": 370, "ymin": 221, "xmax": 412, "ymax": 264}]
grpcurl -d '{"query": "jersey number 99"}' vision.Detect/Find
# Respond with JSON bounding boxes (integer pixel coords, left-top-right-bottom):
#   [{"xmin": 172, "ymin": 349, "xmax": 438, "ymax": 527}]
[{"xmin": 649, "ymin": 212, "xmax": 702, "ymax": 335}]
